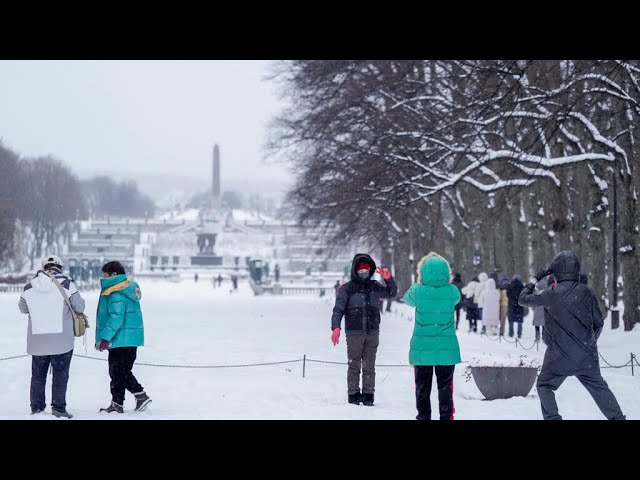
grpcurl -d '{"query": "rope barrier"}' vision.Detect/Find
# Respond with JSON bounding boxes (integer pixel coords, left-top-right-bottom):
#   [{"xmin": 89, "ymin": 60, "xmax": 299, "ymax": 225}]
[
  {"xmin": 0, "ymin": 354, "xmax": 29, "ymax": 362},
  {"xmin": 73, "ymin": 354, "xmax": 304, "ymax": 369},
  {"xmin": 517, "ymin": 340, "xmax": 539, "ymax": 351},
  {"xmin": 306, "ymin": 358, "xmax": 408, "ymax": 367},
  {"xmin": 1, "ymin": 341, "xmax": 634, "ymax": 376},
  {"xmin": 480, "ymin": 332, "xmax": 502, "ymax": 342},
  {"xmin": 598, "ymin": 351, "xmax": 633, "ymax": 368}
]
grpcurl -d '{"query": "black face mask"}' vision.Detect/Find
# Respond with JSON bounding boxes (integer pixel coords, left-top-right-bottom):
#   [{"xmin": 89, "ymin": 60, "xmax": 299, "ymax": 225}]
[{"xmin": 358, "ymin": 272, "xmax": 370, "ymax": 280}]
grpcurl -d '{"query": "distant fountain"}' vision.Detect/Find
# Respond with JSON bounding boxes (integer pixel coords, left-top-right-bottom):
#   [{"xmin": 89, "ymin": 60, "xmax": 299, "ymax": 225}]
[{"xmin": 191, "ymin": 232, "xmax": 223, "ymax": 266}]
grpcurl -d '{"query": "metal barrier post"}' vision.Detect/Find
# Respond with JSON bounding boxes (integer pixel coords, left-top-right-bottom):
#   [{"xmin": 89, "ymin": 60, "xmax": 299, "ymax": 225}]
[{"xmin": 303, "ymin": 354, "xmax": 306, "ymax": 378}]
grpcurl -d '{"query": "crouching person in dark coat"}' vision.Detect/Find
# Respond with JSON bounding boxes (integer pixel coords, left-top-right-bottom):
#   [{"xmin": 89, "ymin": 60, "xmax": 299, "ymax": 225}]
[
  {"xmin": 330, "ymin": 253, "xmax": 397, "ymax": 406},
  {"xmin": 519, "ymin": 250, "xmax": 625, "ymax": 420}
]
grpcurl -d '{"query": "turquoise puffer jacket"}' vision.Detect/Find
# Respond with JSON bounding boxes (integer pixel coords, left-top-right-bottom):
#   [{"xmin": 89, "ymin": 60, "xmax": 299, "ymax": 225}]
[
  {"xmin": 96, "ymin": 274, "xmax": 144, "ymax": 348},
  {"xmin": 403, "ymin": 253, "xmax": 461, "ymax": 366}
]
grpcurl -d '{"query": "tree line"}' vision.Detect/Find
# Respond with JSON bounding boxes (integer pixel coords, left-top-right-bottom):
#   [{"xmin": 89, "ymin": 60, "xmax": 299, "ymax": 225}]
[
  {"xmin": 268, "ymin": 60, "xmax": 640, "ymax": 331},
  {"xmin": 0, "ymin": 142, "xmax": 155, "ymax": 270}
]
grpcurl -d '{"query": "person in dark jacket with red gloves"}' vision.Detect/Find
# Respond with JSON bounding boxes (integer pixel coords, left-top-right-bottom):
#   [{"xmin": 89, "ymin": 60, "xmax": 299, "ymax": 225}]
[
  {"xmin": 519, "ymin": 250, "xmax": 625, "ymax": 420},
  {"xmin": 330, "ymin": 253, "xmax": 397, "ymax": 406}
]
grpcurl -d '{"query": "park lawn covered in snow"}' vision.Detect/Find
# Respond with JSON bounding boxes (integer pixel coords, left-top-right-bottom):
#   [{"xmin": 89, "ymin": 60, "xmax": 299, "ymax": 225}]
[{"xmin": 1, "ymin": 277, "xmax": 638, "ymax": 420}]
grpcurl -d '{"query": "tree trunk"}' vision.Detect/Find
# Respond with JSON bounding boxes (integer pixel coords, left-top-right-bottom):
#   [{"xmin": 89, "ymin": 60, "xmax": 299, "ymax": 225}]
[
  {"xmin": 584, "ymin": 163, "xmax": 609, "ymax": 315},
  {"xmin": 618, "ymin": 154, "xmax": 640, "ymax": 331},
  {"xmin": 393, "ymin": 233, "xmax": 413, "ymax": 299}
]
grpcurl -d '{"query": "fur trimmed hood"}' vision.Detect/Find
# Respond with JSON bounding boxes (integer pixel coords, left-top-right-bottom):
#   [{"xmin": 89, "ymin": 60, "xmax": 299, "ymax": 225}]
[{"xmin": 415, "ymin": 251, "xmax": 452, "ymax": 287}]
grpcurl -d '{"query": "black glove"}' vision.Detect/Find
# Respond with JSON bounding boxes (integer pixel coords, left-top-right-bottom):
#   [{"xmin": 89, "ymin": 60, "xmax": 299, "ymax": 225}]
[
  {"xmin": 524, "ymin": 282, "xmax": 536, "ymax": 292},
  {"xmin": 534, "ymin": 269, "xmax": 550, "ymax": 282}
]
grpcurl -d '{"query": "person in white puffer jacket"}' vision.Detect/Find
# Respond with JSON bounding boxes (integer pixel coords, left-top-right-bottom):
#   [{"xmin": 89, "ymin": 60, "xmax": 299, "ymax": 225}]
[
  {"xmin": 477, "ymin": 278, "xmax": 500, "ymax": 335},
  {"xmin": 461, "ymin": 277, "xmax": 479, "ymax": 332},
  {"xmin": 473, "ymin": 272, "xmax": 488, "ymax": 332},
  {"xmin": 18, "ymin": 254, "xmax": 85, "ymax": 419}
]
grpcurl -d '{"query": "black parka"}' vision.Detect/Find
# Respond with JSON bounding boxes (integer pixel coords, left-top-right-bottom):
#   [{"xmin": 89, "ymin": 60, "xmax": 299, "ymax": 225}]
[
  {"xmin": 518, "ymin": 251, "xmax": 603, "ymax": 374},
  {"xmin": 331, "ymin": 254, "xmax": 397, "ymax": 335},
  {"xmin": 507, "ymin": 277, "xmax": 525, "ymax": 322}
]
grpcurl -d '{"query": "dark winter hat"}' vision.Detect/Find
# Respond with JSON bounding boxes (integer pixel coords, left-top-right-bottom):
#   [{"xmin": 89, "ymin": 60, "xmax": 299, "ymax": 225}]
[{"xmin": 356, "ymin": 261, "xmax": 370, "ymax": 272}]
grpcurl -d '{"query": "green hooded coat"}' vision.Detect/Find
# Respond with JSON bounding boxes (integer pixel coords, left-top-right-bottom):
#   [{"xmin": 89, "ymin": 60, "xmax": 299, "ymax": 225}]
[{"xmin": 403, "ymin": 253, "xmax": 461, "ymax": 365}]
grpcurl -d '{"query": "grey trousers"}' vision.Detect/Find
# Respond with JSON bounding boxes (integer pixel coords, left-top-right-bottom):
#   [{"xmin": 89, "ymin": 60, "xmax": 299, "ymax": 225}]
[
  {"xmin": 346, "ymin": 333, "xmax": 379, "ymax": 395},
  {"xmin": 536, "ymin": 366, "xmax": 625, "ymax": 420}
]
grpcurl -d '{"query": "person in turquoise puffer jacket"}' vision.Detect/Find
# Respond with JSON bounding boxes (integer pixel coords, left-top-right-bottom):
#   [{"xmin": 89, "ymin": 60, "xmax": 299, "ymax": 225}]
[
  {"xmin": 96, "ymin": 261, "xmax": 151, "ymax": 414},
  {"xmin": 403, "ymin": 252, "xmax": 461, "ymax": 420}
]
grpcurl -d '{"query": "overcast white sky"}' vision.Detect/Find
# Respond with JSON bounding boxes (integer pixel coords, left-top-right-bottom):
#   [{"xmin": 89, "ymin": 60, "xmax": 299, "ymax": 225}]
[{"xmin": 0, "ymin": 60, "xmax": 293, "ymax": 195}]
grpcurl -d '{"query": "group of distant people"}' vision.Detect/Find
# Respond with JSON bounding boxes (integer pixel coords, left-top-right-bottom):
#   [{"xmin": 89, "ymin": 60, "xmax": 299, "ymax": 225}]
[
  {"xmin": 330, "ymin": 250, "xmax": 626, "ymax": 420},
  {"xmin": 207, "ymin": 273, "xmax": 238, "ymax": 292},
  {"xmin": 452, "ymin": 269, "xmax": 591, "ymax": 342},
  {"xmin": 455, "ymin": 272, "xmax": 529, "ymax": 339}
]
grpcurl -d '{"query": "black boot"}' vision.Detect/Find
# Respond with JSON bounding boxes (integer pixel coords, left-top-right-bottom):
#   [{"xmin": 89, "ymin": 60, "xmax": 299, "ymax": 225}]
[
  {"xmin": 51, "ymin": 408, "xmax": 73, "ymax": 419},
  {"xmin": 348, "ymin": 391, "xmax": 362, "ymax": 405},
  {"xmin": 361, "ymin": 393, "xmax": 374, "ymax": 406},
  {"xmin": 100, "ymin": 401, "xmax": 124, "ymax": 413},
  {"xmin": 134, "ymin": 391, "xmax": 152, "ymax": 412}
]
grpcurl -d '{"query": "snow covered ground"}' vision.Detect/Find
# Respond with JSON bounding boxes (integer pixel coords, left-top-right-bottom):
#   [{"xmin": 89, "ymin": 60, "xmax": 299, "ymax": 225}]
[{"xmin": 1, "ymin": 279, "xmax": 638, "ymax": 420}]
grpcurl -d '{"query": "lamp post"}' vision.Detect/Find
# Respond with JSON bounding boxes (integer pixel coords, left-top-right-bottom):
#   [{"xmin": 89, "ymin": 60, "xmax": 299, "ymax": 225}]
[{"xmin": 611, "ymin": 165, "xmax": 620, "ymax": 329}]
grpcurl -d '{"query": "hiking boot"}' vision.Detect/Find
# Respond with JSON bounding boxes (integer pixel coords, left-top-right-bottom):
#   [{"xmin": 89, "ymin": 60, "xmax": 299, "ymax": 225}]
[
  {"xmin": 99, "ymin": 401, "xmax": 124, "ymax": 414},
  {"xmin": 348, "ymin": 391, "xmax": 362, "ymax": 405},
  {"xmin": 134, "ymin": 391, "xmax": 152, "ymax": 412},
  {"xmin": 31, "ymin": 408, "xmax": 44, "ymax": 415},
  {"xmin": 361, "ymin": 393, "xmax": 374, "ymax": 406},
  {"xmin": 51, "ymin": 408, "xmax": 73, "ymax": 419}
]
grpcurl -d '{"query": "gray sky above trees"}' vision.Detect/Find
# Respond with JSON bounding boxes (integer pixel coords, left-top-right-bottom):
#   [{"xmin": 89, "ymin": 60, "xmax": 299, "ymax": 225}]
[{"xmin": 0, "ymin": 60, "xmax": 292, "ymax": 197}]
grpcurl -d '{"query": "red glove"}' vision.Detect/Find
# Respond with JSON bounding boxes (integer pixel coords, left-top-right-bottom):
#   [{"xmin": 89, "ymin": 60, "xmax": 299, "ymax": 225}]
[
  {"xmin": 331, "ymin": 328, "xmax": 341, "ymax": 345},
  {"xmin": 97, "ymin": 339, "xmax": 110, "ymax": 351},
  {"xmin": 376, "ymin": 267, "xmax": 392, "ymax": 280}
]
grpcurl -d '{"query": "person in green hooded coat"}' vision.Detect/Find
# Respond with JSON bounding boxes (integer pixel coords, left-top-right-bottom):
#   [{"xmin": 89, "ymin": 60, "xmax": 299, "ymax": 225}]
[{"xmin": 403, "ymin": 252, "xmax": 461, "ymax": 420}]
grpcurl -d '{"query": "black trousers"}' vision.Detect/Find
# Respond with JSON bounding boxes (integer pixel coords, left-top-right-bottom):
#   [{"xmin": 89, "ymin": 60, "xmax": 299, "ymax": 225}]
[
  {"xmin": 108, "ymin": 347, "xmax": 144, "ymax": 405},
  {"xmin": 31, "ymin": 349, "xmax": 73, "ymax": 411},
  {"xmin": 414, "ymin": 365, "xmax": 456, "ymax": 420},
  {"xmin": 536, "ymin": 366, "xmax": 625, "ymax": 420},
  {"xmin": 467, "ymin": 307, "xmax": 478, "ymax": 331}
]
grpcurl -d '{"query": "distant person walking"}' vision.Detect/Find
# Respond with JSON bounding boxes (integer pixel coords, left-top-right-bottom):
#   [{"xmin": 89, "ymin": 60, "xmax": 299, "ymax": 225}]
[
  {"xmin": 532, "ymin": 275, "xmax": 555, "ymax": 342},
  {"xmin": 18, "ymin": 254, "xmax": 85, "ymax": 418},
  {"xmin": 507, "ymin": 276, "xmax": 525, "ymax": 338},
  {"xmin": 498, "ymin": 276, "xmax": 509, "ymax": 336},
  {"xmin": 461, "ymin": 277, "xmax": 479, "ymax": 333},
  {"xmin": 478, "ymin": 278, "xmax": 500, "ymax": 335},
  {"xmin": 274, "ymin": 264, "xmax": 280, "ymax": 283},
  {"xmin": 451, "ymin": 273, "xmax": 464, "ymax": 330},
  {"xmin": 519, "ymin": 250, "xmax": 625, "ymax": 420}
]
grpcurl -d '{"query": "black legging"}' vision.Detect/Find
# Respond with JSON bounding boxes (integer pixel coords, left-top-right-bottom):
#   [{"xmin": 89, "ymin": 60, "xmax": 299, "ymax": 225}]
[{"xmin": 414, "ymin": 365, "xmax": 456, "ymax": 420}]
